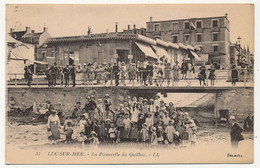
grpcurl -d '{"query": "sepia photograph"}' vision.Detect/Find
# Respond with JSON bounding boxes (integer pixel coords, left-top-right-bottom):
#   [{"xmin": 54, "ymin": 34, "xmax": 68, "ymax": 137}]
[{"xmin": 5, "ymin": 4, "xmax": 254, "ymax": 164}]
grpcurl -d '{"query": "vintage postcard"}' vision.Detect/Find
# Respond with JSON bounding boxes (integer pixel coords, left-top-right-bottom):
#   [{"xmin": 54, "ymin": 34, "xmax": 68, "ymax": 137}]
[{"xmin": 6, "ymin": 4, "xmax": 254, "ymax": 164}]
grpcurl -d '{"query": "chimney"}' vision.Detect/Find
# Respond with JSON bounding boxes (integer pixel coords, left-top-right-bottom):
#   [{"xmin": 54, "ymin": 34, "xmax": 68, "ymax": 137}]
[
  {"xmin": 31, "ymin": 30, "xmax": 35, "ymax": 33},
  {"xmin": 225, "ymin": 13, "xmax": 228, "ymax": 18},
  {"xmin": 115, "ymin": 22, "xmax": 118, "ymax": 33},
  {"xmin": 43, "ymin": 27, "xmax": 48, "ymax": 32},
  {"xmin": 106, "ymin": 29, "xmax": 109, "ymax": 34},
  {"xmin": 10, "ymin": 28, "xmax": 14, "ymax": 33},
  {"xmin": 133, "ymin": 24, "xmax": 136, "ymax": 29},
  {"xmin": 128, "ymin": 25, "xmax": 130, "ymax": 30},
  {"xmin": 150, "ymin": 17, "xmax": 153, "ymax": 22},
  {"xmin": 26, "ymin": 26, "xmax": 31, "ymax": 33}
]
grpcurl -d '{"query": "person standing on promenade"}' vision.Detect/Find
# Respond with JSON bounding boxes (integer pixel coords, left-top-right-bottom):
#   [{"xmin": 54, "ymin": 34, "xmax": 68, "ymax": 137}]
[
  {"xmin": 63, "ymin": 65, "xmax": 70, "ymax": 87},
  {"xmin": 70, "ymin": 64, "xmax": 76, "ymax": 87}
]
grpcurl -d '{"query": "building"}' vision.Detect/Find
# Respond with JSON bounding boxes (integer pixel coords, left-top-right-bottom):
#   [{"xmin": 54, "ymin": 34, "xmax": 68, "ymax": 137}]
[
  {"xmin": 37, "ymin": 32, "xmax": 199, "ymax": 67},
  {"xmin": 229, "ymin": 43, "xmax": 240, "ymax": 66},
  {"xmin": 122, "ymin": 24, "xmax": 146, "ymax": 36},
  {"xmin": 146, "ymin": 14, "xmax": 231, "ymax": 68},
  {"xmin": 6, "ymin": 35, "xmax": 35, "ymax": 79},
  {"xmin": 9, "ymin": 27, "xmax": 51, "ymax": 59}
]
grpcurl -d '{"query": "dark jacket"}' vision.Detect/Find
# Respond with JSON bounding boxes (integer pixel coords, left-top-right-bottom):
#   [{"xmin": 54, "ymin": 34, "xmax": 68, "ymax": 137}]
[{"xmin": 231, "ymin": 122, "xmax": 244, "ymax": 142}]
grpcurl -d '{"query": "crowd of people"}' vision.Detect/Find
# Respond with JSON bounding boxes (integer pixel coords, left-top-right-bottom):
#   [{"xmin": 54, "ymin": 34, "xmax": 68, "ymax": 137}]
[
  {"xmin": 47, "ymin": 93, "xmax": 198, "ymax": 148},
  {"xmin": 42, "ymin": 59, "xmax": 219, "ymax": 88}
]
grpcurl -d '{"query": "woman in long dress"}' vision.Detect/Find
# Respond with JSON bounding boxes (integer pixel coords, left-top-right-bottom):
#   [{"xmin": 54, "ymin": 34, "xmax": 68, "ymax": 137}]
[
  {"xmin": 172, "ymin": 61, "xmax": 180, "ymax": 86},
  {"xmin": 164, "ymin": 63, "xmax": 172, "ymax": 87},
  {"xmin": 131, "ymin": 97, "xmax": 138, "ymax": 123},
  {"xmin": 47, "ymin": 110, "xmax": 61, "ymax": 144}
]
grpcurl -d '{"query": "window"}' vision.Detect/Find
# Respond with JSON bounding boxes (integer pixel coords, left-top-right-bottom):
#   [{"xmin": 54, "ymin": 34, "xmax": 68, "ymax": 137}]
[
  {"xmin": 212, "ymin": 33, "xmax": 219, "ymax": 41},
  {"xmin": 172, "ymin": 22, "xmax": 178, "ymax": 30},
  {"xmin": 184, "ymin": 34, "xmax": 190, "ymax": 42},
  {"xmin": 140, "ymin": 29, "xmax": 144, "ymax": 35},
  {"xmin": 154, "ymin": 24, "xmax": 160, "ymax": 31},
  {"xmin": 196, "ymin": 21, "xmax": 202, "ymax": 29},
  {"xmin": 212, "ymin": 19, "xmax": 219, "ymax": 27},
  {"xmin": 42, "ymin": 51, "xmax": 46, "ymax": 58},
  {"xmin": 51, "ymin": 51, "xmax": 55, "ymax": 57},
  {"xmin": 196, "ymin": 34, "xmax": 202, "ymax": 42},
  {"xmin": 172, "ymin": 35, "xmax": 178, "ymax": 43},
  {"xmin": 184, "ymin": 22, "xmax": 190, "ymax": 29},
  {"xmin": 213, "ymin": 45, "xmax": 218, "ymax": 52}
]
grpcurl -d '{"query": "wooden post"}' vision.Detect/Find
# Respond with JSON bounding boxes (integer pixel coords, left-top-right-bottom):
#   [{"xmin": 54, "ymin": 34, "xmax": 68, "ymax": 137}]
[
  {"xmin": 37, "ymin": 73, "xmax": 39, "ymax": 87},
  {"xmin": 15, "ymin": 74, "xmax": 17, "ymax": 87}
]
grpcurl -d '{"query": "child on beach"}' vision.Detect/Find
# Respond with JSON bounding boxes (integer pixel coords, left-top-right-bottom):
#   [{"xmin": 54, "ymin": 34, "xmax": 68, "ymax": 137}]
[
  {"xmin": 108, "ymin": 122, "xmax": 117, "ymax": 144},
  {"xmin": 150, "ymin": 126, "xmax": 158, "ymax": 146},
  {"xmin": 88, "ymin": 131, "xmax": 100, "ymax": 148},
  {"xmin": 99, "ymin": 121, "xmax": 107, "ymax": 144},
  {"xmin": 79, "ymin": 115, "xmax": 86, "ymax": 134},
  {"xmin": 123, "ymin": 113, "xmax": 131, "ymax": 138},
  {"xmin": 140, "ymin": 123, "xmax": 149, "ymax": 143},
  {"xmin": 65, "ymin": 122, "xmax": 73, "ymax": 144},
  {"xmin": 165, "ymin": 120, "xmax": 176, "ymax": 145},
  {"xmin": 137, "ymin": 113, "xmax": 146, "ymax": 142}
]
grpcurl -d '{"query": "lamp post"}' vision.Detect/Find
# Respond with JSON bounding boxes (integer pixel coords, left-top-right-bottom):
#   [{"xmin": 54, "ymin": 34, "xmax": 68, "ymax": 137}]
[{"xmin": 236, "ymin": 36, "xmax": 242, "ymax": 66}]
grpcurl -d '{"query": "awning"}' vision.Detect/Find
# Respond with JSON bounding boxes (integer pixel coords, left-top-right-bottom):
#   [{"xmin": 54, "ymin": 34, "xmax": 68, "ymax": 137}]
[
  {"xmin": 33, "ymin": 60, "xmax": 48, "ymax": 64},
  {"xmin": 178, "ymin": 43, "xmax": 188, "ymax": 50},
  {"xmin": 156, "ymin": 39, "xmax": 169, "ymax": 48},
  {"xmin": 152, "ymin": 45, "xmax": 171, "ymax": 61},
  {"xmin": 190, "ymin": 50, "xmax": 201, "ymax": 60},
  {"xmin": 186, "ymin": 44, "xmax": 194, "ymax": 51},
  {"xmin": 168, "ymin": 42, "xmax": 179, "ymax": 49},
  {"xmin": 135, "ymin": 42, "xmax": 158, "ymax": 59}
]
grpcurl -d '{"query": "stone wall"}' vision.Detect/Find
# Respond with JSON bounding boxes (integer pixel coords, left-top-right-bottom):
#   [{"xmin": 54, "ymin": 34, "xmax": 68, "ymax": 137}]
[
  {"xmin": 214, "ymin": 88, "xmax": 254, "ymax": 120},
  {"xmin": 7, "ymin": 87, "xmax": 254, "ymax": 120},
  {"xmin": 7, "ymin": 87, "xmax": 131, "ymax": 114}
]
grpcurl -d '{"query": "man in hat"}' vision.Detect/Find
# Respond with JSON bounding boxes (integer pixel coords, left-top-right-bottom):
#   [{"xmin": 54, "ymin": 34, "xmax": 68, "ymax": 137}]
[
  {"xmin": 229, "ymin": 116, "xmax": 244, "ymax": 148},
  {"xmin": 49, "ymin": 62, "xmax": 59, "ymax": 87},
  {"xmin": 146, "ymin": 61, "xmax": 154, "ymax": 86},
  {"xmin": 112, "ymin": 63, "xmax": 120, "ymax": 86},
  {"xmin": 70, "ymin": 64, "xmax": 76, "ymax": 87},
  {"xmin": 88, "ymin": 95, "xmax": 97, "ymax": 120},
  {"xmin": 63, "ymin": 65, "xmax": 70, "ymax": 87},
  {"xmin": 243, "ymin": 113, "xmax": 254, "ymax": 132},
  {"xmin": 104, "ymin": 94, "xmax": 114, "ymax": 120}
]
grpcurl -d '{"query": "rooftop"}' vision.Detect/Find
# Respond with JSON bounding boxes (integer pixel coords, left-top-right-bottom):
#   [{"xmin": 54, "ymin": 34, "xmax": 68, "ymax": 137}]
[{"xmin": 146, "ymin": 15, "xmax": 229, "ymax": 23}]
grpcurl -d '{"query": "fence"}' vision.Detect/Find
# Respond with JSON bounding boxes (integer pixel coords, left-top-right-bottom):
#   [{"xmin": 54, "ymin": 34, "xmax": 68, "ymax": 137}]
[{"xmin": 7, "ymin": 67, "xmax": 253, "ymax": 87}]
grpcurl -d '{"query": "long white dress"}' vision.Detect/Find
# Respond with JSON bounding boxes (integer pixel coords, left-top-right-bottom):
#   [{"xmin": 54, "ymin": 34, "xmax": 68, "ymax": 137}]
[
  {"xmin": 131, "ymin": 103, "xmax": 138, "ymax": 122},
  {"xmin": 165, "ymin": 125, "xmax": 175, "ymax": 143}
]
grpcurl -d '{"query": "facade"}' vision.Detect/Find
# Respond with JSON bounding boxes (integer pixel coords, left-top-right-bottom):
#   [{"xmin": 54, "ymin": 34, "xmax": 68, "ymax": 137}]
[
  {"xmin": 37, "ymin": 33, "xmax": 197, "ymax": 67},
  {"xmin": 146, "ymin": 14, "xmax": 231, "ymax": 68},
  {"xmin": 9, "ymin": 27, "xmax": 51, "ymax": 59}
]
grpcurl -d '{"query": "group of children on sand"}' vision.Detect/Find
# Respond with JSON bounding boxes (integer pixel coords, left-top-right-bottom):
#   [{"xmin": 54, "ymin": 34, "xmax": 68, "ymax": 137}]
[{"xmin": 60, "ymin": 93, "xmax": 198, "ymax": 148}]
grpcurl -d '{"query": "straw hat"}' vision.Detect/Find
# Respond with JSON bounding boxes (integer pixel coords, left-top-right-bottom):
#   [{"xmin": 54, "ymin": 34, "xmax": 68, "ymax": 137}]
[
  {"xmin": 90, "ymin": 131, "xmax": 97, "ymax": 136},
  {"xmin": 142, "ymin": 123, "xmax": 147, "ymax": 127},
  {"xmin": 151, "ymin": 126, "xmax": 156, "ymax": 132}
]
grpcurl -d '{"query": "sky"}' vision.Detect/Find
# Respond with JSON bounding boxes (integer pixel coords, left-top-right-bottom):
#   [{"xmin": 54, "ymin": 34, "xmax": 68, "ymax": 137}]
[{"xmin": 6, "ymin": 4, "xmax": 254, "ymax": 52}]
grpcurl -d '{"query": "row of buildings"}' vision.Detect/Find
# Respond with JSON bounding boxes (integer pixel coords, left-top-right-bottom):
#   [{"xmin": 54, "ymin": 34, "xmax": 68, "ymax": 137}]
[{"xmin": 8, "ymin": 14, "xmax": 253, "ymax": 70}]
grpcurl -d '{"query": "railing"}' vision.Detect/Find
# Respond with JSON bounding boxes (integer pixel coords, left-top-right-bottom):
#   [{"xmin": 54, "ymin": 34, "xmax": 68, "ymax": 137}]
[{"xmin": 7, "ymin": 68, "xmax": 253, "ymax": 87}]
